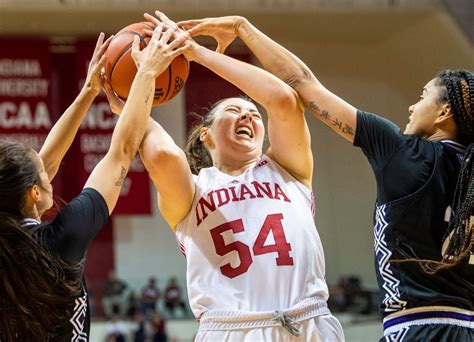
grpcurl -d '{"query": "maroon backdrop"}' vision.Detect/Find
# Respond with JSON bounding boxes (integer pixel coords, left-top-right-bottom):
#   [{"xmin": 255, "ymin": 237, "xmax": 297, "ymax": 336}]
[
  {"xmin": 0, "ymin": 39, "xmax": 53, "ymax": 150},
  {"xmin": 75, "ymin": 40, "xmax": 152, "ymax": 215}
]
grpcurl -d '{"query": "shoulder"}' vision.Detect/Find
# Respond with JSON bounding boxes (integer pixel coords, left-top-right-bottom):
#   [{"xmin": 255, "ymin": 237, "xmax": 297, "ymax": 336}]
[
  {"xmin": 57, "ymin": 188, "xmax": 108, "ymax": 221},
  {"xmin": 355, "ymin": 110, "xmax": 402, "ymax": 142}
]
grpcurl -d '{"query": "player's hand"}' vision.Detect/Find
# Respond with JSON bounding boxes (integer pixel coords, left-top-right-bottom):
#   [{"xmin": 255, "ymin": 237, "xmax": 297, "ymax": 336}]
[
  {"xmin": 101, "ymin": 75, "xmax": 124, "ymax": 116},
  {"xmin": 84, "ymin": 32, "xmax": 113, "ymax": 96},
  {"xmin": 177, "ymin": 16, "xmax": 245, "ymax": 54},
  {"xmin": 131, "ymin": 22, "xmax": 189, "ymax": 78},
  {"xmin": 143, "ymin": 11, "xmax": 199, "ymax": 62}
]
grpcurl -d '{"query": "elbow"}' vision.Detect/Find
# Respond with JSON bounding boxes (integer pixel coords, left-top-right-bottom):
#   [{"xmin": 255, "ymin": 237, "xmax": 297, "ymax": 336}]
[
  {"xmin": 270, "ymin": 86, "xmax": 304, "ymax": 116},
  {"xmin": 117, "ymin": 139, "xmax": 141, "ymax": 164},
  {"xmin": 282, "ymin": 68, "xmax": 315, "ymax": 89},
  {"xmin": 141, "ymin": 144, "xmax": 185, "ymax": 174}
]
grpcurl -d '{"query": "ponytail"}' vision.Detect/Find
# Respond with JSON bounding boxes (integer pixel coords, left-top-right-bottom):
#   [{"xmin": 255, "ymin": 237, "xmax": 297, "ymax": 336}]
[{"xmin": 185, "ymin": 99, "xmax": 228, "ymax": 174}]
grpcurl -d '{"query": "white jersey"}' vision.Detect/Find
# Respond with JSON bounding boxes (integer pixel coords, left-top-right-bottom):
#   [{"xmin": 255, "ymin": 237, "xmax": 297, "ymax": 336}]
[{"xmin": 176, "ymin": 155, "xmax": 328, "ymax": 319}]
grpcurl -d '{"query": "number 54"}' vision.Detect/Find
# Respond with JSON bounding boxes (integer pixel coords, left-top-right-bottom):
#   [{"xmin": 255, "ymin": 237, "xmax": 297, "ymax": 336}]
[{"xmin": 210, "ymin": 213, "xmax": 294, "ymax": 279}]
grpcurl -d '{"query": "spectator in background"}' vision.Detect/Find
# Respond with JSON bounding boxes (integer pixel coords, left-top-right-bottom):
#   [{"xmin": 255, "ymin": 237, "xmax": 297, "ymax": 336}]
[
  {"xmin": 152, "ymin": 311, "xmax": 167, "ymax": 342},
  {"xmin": 104, "ymin": 314, "xmax": 127, "ymax": 342},
  {"xmin": 126, "ymin": 291, "xmax": 141, "ymax": 320},
  {"xmin": 164, "ymin": 277, "xmax": 187, "ymax": 318},
  {"xmin": 132, "ymin": 313, "xmax": 147, "ymax": 342},
  {"xmin": 102, "ymin": 270, "xmax": 128, "ymax": 318},
  {"xmin": 141, "ymin": 277, "xmax": 160, "ymax": 317}
]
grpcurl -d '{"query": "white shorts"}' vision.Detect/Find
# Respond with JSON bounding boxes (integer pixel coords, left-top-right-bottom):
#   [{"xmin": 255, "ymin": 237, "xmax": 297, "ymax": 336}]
[{"xmin": 195, "ymin": 298, "xmax": 345, "ymax": 342}]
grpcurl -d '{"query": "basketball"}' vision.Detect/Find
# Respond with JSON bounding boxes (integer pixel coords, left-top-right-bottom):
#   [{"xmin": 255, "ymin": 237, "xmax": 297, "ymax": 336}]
[{"xmin": 105, "ymin": 22, "xmax": 189, "ymax": 106}]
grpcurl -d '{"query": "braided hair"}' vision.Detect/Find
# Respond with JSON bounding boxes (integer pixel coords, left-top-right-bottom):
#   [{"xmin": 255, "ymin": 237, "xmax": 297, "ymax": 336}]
[{"xmin": 422, "ymin": 70, "xmax": 474, "ymax": 273}]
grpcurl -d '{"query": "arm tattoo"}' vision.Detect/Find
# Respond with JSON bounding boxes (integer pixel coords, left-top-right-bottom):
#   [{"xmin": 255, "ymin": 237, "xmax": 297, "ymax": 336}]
[
  {"xmin": 115, "ymin": 166, "xmax": 127, "ymax": 186},
  {"xmin": 308, "ymin": 100, "xmax": 355, "ymax": 136},
  {"xmin": 144, "ymin": 89, "xmax": 152, "ymax": 104}
]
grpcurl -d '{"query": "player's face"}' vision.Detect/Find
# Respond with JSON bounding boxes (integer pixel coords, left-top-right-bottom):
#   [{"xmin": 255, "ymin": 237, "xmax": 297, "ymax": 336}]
[
  {"xmin": 31, "ymin": 152, "xmax": 54, "ymax": 215},
  {"xmin": 404, "ymin": 79, "xmax": 446, "ymax": 137},
  {"xmin": 205, "ymin": 98, "xmax": 265, "ymax": 161}
]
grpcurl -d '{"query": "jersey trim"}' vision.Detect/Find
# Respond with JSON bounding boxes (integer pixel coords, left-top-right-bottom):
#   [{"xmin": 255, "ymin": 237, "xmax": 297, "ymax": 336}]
[
  {"xmin": 383, "ymin": 306, "xmax": 474, "ymax": 336},
  {"xmin": 374, "ymin": 204, "xmax": 407, "ymax": 312}
]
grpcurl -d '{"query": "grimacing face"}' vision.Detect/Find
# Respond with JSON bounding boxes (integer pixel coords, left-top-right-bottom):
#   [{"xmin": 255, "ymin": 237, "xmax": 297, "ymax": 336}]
[
  {"xmin": 404, "ymin": 79, "xmax": 447, "ymax": 137},
  {"xmin": 202, "ymin": 98, "xmax": 265, "ymax": 161}
]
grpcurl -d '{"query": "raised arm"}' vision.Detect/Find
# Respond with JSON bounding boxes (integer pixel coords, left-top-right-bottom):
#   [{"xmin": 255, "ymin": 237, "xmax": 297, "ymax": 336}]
[
  {"xmin": 139, "ymin": 119, "xmax": 195, "ymax": 229},
  {"xmin": 101, "ymin": 63, "xmax": 194, "ymax": 229},
  {"xmin": 147, "ymin": 12, "xmax": 313, "ymax": 188},
  {"xmin": 39, "ymin": 33, "xmax": 112, "ymax": 181},
  {"xmin": 179, "ymin": 16, "xmax": 358, "ymax": 143},
  {"xmin": 85, "ymin": 24, "xmax": 189, "ymax": 214}
]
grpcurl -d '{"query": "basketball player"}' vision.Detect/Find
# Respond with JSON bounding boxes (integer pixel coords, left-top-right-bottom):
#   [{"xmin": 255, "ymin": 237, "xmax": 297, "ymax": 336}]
[
  {"xmin": 105, "ymin": 12, "xmax": 345, "ymax": 341},
  {"xmin": 0, "ymin": 25, "xmax": 188, "ymax": 341},
  {"xmin": 177, "ymin": 15, "xmax": 474, "ymax": 341}
]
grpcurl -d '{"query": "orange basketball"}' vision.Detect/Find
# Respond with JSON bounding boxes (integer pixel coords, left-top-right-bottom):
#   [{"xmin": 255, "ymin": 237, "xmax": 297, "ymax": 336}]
[{"xmin": 105, "ymin": 22, "xmax": 189, "ymax": 106}]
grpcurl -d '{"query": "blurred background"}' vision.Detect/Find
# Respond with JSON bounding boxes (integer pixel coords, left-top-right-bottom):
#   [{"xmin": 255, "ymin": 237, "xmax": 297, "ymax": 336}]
[{"xmin": 1, "ymin": 0, "xmax": 472, "ymax": 341}]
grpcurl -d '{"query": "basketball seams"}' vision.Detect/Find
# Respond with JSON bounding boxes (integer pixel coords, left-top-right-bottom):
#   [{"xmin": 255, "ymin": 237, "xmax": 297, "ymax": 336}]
[
  {"xmin": 108, "ymin": 31, "xmax": 147, "ymax": 85},
  {"xmin": 106, "ymin": 21, "xmax": 188, "ymax": 106}
]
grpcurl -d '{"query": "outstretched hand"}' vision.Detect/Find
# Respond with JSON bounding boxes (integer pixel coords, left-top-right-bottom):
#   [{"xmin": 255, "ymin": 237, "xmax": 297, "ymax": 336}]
[
  {"xmin": 84, "ymin": 32, "xmax": 113, "ymax": 96},
  {"xmin": 144, "ymin": 11, "xmax": 199, "ymax": 61},
  {"xmin": 177, "ymin": 16, "xmax": 245, "ymax": 54},
  {"xmin": 131, "ymin": 21, "xmax": 189, "ymax": 78}
]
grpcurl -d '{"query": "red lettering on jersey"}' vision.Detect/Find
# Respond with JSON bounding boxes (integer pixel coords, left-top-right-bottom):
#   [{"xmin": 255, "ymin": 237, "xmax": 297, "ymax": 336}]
[
  {"xmin": 195, "ymin": 181, "xmax": 291, "ymax": 225},
  {"xmin": 239, "ymin": 184, "xmax": 257, "ymax": 200},
  {"xmin": 196, "ymin": 191, "xmax": 216, "ymax": 226},
  {"xmin": 215, "ymin": 188, "xmax": 230, "ymax": 207},
  {"xmin": 274, "ymin": 183, "xmax": 291, "ymax": 202},
  {"xmin": 229, "ymin": 186, "xmax": 239, "ymax": 202},
  {"xmin": 252, "ymin": 181, "xmax": 273, "ymax": 199}
]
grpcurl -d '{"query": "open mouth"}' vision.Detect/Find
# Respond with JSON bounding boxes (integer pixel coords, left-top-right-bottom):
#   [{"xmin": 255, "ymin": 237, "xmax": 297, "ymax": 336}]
[{"xmin": 235, "ymin": 126, "xmax": 253, "ymax": 138}]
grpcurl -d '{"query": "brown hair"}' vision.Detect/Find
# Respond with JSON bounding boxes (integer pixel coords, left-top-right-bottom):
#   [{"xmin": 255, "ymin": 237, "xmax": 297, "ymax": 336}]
[
  {"xmin": 0, "ymin": 140, "xmax": 82, "ymax": 341},
  {"xmin": 184, "ymin": 98, "xmax": 233, "ymax": 174}
]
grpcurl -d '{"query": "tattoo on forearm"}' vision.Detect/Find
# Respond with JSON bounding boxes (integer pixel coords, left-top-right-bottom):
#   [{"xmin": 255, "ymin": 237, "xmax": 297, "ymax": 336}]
[
  {"xmin": 144, "ymin": 89, "xmax": 152, "ymax": 104},
  {"xmin": 115, "ymin": 166, "xmax": 126, "ymax": 186},
  {"xmin": 308, "ymin": 100, "xmax": 354, "ymax": 136}
]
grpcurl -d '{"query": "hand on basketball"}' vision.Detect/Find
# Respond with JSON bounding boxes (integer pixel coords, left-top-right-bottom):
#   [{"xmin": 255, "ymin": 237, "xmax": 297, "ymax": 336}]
[
  {"xmin": 84, "ymin": 32, "xmax": 113, "ymax": 96},
  {"xmin": 102, "ymin": 77, "xmax": 124, "ymax": 116},
  {"xmin": 143, "ymin": 11, "xmax": 199, "ymax": 61},
  {"xmin": 178, "ymin": 16, "xmax": 245, "ymax": 54},
  {"xmin": 131, "ymin": 22, "xmax": 189, "ymax": 78}
]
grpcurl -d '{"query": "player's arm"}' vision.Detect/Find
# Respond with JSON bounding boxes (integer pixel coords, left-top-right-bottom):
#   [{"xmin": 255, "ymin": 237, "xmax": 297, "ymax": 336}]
[
  {"xmin": 139, "ymin": 118, "xmax": 195, "ymax": 229},
  {"xmin": 148, "ymin": 12, "xmax": 312, "ymax": 188},
  {"xmin": 39, "ymin": 33, "xmax": 112, "ymax": 182},
  {"xmin": 101, "ymin": 38, "xmax": 195, "ymax": 229},
  {"xmin": 179, "ymin": 16, "xmax": 357, "ymax": 143},
  {"xmin": 189, "ymin": 45, "xmax": 312, "ymax": 186},
  {"xmin": 85, "ymin": 24, "xmax": 189, "ymax": 214}
]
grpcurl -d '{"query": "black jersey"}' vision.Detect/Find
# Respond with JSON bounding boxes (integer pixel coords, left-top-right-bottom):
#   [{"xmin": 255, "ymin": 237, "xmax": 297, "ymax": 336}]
[
  {"xmin": 25, "ymin": 188, "xmax": 109, "ymax": 341},
  {"xmin": 354, "ymin": 110, "xmax": 474, "ymax": 317}
]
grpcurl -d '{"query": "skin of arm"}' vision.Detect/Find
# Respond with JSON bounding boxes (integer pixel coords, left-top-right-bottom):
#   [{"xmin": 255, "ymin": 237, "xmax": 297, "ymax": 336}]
[
  {"xmin": 139, "ymin": 119, "xmax": 195, "ymax": 229},
  {"xmin": 39, "ymin": 33, "xmax": 112, "ymax": 181},
  {"xmin": 180, "ymin": 16, "xmax": 358, "ymax": 143},
  {"xmin": 147, "ymin": 11, "xmax": 313, "ymax": 187},
  {"xmin": 188, "ymin": 44, "xmax": 313, "ymax": 188},
  {"xmin": 101, "ymin": 60, "xmax": 195, "ymax": 229},
  {"xmin": 85, "ymin": 24, "xmax": 189, "ymax": 214}
]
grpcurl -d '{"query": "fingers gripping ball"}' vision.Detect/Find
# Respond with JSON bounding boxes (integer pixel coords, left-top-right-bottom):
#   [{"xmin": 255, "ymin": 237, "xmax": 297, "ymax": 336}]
[{"xmin": 105, "ymin": 22, "xmax": 189, "ymax": 106}]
